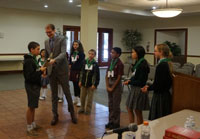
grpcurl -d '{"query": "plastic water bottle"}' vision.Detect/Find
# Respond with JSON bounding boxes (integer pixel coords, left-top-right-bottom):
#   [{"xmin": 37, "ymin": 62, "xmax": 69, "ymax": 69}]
[
  {"xmin": 141, "ymin": 121, "xmax": 150, "ymax": 139},
  {"xmin": 184, "ymin": 116, "xmax": 196, "ymax": 130},
  {"xmin": 189, "ymin": 116, "xmax": 196, "ymax": 130},
  {"xmin": 184, "ymin": 118, "xmax": 190, "ymax": 128}
]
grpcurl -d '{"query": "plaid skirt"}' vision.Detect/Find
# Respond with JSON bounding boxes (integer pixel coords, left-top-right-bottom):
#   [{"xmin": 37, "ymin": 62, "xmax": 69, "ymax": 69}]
[
  {"xmin": 126, "ymin": 86, "xmax": 150, "ymax": 111},
  {"xmin": 149, "ymin": 91, "xmax": 172, "ymax": 120}
]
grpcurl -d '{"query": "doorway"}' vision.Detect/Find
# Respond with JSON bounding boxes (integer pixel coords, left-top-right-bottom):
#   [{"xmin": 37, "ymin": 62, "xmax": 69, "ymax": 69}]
[{"xmin": 63, "ymin": 25, "xmax": 113, "ymax": 66}]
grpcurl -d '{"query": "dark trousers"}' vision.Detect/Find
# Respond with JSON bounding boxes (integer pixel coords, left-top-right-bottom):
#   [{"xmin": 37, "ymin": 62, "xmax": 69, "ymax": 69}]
[
  {"xmin": 108, "ymin": 79, "xmax": 122, "ymax": 125},
  {"xmin": 73, "ymin": 81, "xmax": 80, "ymax": 97},
  {"xmin": 49, "ymin": 70, "xmax": 75, "ymax": 118}
]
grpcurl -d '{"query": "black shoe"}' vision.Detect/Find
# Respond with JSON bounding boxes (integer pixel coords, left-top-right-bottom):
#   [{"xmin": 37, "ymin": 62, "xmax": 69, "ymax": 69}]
[
  {"xmin": 51, "ymin": 116, "xmax": 58, "ymax": 126},
  {"xmin": 70, "ymin": 112, "xmax": 77, "ymax": 124},
  {"xmin": 72, "ymin": 117, "xmax": 77, "ymax": 124},
  {"xmin": 105, "ymin": 123, "xmax": 113, "ymax": 129}
]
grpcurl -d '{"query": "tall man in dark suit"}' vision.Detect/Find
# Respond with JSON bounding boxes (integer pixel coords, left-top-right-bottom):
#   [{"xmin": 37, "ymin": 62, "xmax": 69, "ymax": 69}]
[{"xmin": 45, "ymin": 24, "xmax": 77, "ymax": 125}]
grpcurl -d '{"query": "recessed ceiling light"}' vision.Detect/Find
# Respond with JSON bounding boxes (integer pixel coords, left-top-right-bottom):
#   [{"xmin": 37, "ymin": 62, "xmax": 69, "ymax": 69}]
[
  {"xmin": 44, "ymin": 4, "xmax": 48, "ymax": 8},
  {"xmin": 69, "ymin": 0, "xmax": 73, "ymax": 3}
]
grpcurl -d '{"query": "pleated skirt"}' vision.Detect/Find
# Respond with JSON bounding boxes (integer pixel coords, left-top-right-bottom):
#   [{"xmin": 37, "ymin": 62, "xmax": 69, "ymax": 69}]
[{"xmin": 126, "ymin": 86, "xmax": 150, "ymax": 111}]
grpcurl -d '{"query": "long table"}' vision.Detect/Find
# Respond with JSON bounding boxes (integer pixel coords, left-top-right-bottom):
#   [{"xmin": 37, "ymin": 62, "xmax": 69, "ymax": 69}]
[{"xmin": 99, "ymin": 109, "xmax": 200, "ymax": 139}]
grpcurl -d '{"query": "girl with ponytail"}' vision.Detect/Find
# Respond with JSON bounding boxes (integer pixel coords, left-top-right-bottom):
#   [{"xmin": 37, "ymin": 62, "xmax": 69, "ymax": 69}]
[{"xmin": 141, "ymin": 44, "xmax": 173, "ymax": 120}]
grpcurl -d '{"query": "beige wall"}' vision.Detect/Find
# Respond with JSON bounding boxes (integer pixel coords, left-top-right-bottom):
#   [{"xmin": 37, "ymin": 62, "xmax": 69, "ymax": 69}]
[
  {"xmin": 187, "ymin": 57, "xmax": 200, "ymax": 66},
  {"xmin": 1, "ymin": 7, "xmax": 200, "ymax": 71},
  {"xmin": 145, "ymin": 54, "xmax": 154, "ymax": 65},
  {"xmin": 0, "ymin": 8, "xmax": 80, "ymax": 54},
  {"xmin": 0, "ymin": 7, "xmax": 133, "ymax": 71},
  {"xmin": 133, "ymin": 15, "xmax": 200, "ymax": 65}
]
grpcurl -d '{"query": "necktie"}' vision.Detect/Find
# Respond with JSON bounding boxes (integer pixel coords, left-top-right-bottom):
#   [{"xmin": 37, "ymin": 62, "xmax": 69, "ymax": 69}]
[{"xmin": 50, "ymin": 38, "xmax": 54, "ymax": 52}]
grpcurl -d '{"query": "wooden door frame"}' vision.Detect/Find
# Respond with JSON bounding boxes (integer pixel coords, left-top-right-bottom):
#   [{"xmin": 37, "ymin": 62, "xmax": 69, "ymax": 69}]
[
  {"xmin": 63, "ymin": 25, "xmax": 80, "ymax": 41},
  {"xmin": 98, "ymin": 28, "xmax": 113, "ymax": 66},
  {"xmin": 63, "ymin": 25, "xmax": 113, "ymax": 67}
]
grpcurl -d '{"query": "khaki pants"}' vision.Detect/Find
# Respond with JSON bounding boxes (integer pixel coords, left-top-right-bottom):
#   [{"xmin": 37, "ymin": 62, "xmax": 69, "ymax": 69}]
[{"xmin": 80, "ymin": 86, "xmax": 95, "ymax": 113}]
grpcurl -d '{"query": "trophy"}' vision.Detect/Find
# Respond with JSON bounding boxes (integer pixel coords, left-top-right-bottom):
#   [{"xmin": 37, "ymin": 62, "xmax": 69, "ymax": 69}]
[{"xmin": 43, "ymin": 53, "xmax": 53, "ymax": 67}]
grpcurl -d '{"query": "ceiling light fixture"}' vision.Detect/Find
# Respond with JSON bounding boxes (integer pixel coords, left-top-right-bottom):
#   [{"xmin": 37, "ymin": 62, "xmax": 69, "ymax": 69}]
[
  {"xmin": 151, "ymin": 0, "xmax": 182, "ymax": 18},
  {"xmin": 69, "ymin": 0, "xmax": 73, "ymax": 3},
  {"xmin": 44, "ymin": 4, "xmax": 48, "ymax": 8}
]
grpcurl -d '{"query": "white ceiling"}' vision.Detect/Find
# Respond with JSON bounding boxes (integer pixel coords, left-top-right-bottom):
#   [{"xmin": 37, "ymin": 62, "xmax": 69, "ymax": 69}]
[{"xmin": 0, "ymin": 0, "xmax": 200, "ymax": 19}]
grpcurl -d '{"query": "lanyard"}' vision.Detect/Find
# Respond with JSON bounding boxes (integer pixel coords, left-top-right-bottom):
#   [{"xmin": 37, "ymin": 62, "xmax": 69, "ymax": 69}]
[
  {"xmin": 159, "ymin": 58, "xmax": 170, "ymax": 64},
  {"xmin": 86, "ymin": 58, "xmax": 95, "ymax": 68},
  {"xmin": 29, "ymin": 53, "xmax": 39, "ymax": 68},
  {"xmin": 132, "ymin": 57, "xmax": 145, "ymax": 71},
  {"xmin": 39, "ymin": 58, "xmax": 45, "ymax": 66},
  {"xmin": 73, "ymin": 51, "xmax": 79, "ymax": 59},
  {"xmin": 109, "ymin": 58, "xmax": 118, "ymax": 71}
]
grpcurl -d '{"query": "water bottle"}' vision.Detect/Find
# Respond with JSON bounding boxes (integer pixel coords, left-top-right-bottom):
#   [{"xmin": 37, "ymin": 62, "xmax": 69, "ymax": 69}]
[
  {"xmin": 141, "ymin": 121, "xmax": 150, "ymax": 139},
  {"xmin": 189, "ymin": 116, "xmax": 196, "ymax": 130},
  {"xmin": 184, "ymin": 117, "xmax": 190, "ymax": 128},
  {"xmin": 184, "ymin": 116, "xmax": 196, "ymax": 130}
]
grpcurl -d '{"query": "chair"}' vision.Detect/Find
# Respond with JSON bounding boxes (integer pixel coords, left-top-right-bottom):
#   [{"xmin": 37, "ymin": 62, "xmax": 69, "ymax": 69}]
[
  {"xmin": 195, "ymin": 64, "xmax": 200, "ymax": 78},
  {"xmin": 183, "ymin": 62, "xmax": 195, "ymax": 69},
  {"xmin": 172, "ymin": 62, "xmax": 181, "ymax": 68},
  {"xmin": 172, "ymin": 65, "xmax": 179, "ymax": 72},
  {"xmin": 121, "ymin": 63, "xmax": 132, "ymax": 93},
  {"xmin": 172, "ymin": 62, "xmax": 180, "ymax": 71},
  {"xmin": 182, "ymin": 65, "xmax": 194, "ymax": 75},
  {"xmin": 176, "ymin": 68, "xmax": 190, "ymax": 75}
]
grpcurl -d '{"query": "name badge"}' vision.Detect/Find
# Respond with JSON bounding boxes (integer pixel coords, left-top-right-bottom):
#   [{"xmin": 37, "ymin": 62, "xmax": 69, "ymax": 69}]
[
  {"xmin": 71, "ymin": 56, "xmax": 78, "ymax": 62},
  {"xmin": 108, "ymin": 71, "xmax": 114, "ymax": 78},
  {"xmin": 85, "ymin": 65, "xmax": 93, "ymax": 70}
]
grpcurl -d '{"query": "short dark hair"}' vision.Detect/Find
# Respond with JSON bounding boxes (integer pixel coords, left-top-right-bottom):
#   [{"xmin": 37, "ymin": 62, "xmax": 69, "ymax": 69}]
[
  {"xmin": 132, "ymin": 46, "xmax": 146, "ymax": 59},
  {"xmin": 46, "ymin": 24, "xmax": 55, "ymax": 30},
  {"xmin": 88, "ymin": 49, "xmax": 96, "ymax": 56},
  {"xmin": 40, "ymin": 49, "xmax": 45, "ymax": 55},
  {"xmin": 112, "ymin": 47, "xmax": 122, "ymax": 56},
  {"xmin": 28, "ymin": 41, "xmax": 40, "ymax": 52}
]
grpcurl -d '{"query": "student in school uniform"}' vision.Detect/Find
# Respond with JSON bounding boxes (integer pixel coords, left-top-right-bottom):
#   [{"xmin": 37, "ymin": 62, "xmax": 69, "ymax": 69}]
[
  {"xmin": 23, "ymin": 42, "xmax": 46, "ymax": 136},
  {"xmin": 105, "ymin": 47, "xmax": 124, "ymax": 129},
  {"xmin": 39, "ymin": 49, "xmax": 49, "ymax": 100},
  {"xmin": 123, "ymin": 46, "xmax": 150, "ymax": 125},
  {"xmin": 69, "ymin": 40, "xmax": 85, "ymax": 107},
  {"xmin": 78, "ymin": 49, "xmax": 100, "ymax": 115},
  {"xmin": 141, "ymin": 44, "xmax": 173, "ymax": 120}
]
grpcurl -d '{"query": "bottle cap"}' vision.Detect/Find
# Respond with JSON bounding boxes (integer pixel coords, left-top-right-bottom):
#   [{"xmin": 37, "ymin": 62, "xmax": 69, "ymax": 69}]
[{"xmin": 143, "ymin": 121, "xmax": 149, "ymax": 126}]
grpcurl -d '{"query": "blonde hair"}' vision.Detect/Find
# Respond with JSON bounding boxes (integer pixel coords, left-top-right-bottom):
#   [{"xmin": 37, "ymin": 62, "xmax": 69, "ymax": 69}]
[{"xmin": 156, "ymin": 44, "xmax": 173, "ymax": 73}]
